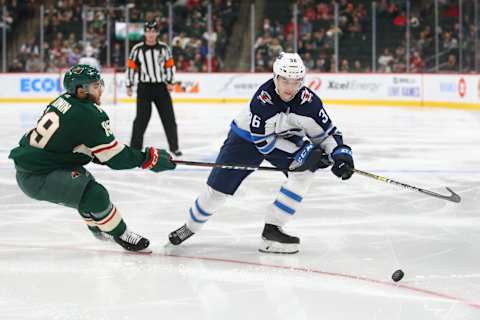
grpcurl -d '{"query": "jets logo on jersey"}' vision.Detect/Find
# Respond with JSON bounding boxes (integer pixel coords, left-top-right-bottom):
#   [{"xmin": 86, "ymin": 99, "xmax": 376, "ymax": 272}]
[
  {"xmin": 300, "ymin": 88, "xmax": 313, "ymax": 105},
  {"xmin": 258, "ymin": 90, "xmax": 273, "ymax": 105}
]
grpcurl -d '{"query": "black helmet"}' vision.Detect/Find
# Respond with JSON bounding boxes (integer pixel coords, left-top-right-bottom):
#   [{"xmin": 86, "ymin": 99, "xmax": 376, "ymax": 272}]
[{"xmin": 144, "ymin": 20, "xmax": 158, "ymax": 31}]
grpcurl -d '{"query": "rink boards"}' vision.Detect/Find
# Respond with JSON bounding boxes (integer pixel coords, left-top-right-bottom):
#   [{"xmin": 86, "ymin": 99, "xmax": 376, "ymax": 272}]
[{"xmin": 0, "ymin": 72, "xmax": 478, "ymax": 109}]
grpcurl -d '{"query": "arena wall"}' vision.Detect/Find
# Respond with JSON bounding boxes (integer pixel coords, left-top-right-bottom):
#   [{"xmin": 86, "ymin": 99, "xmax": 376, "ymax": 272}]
[{"xmin": 0, "ymin": 72, "xmax": 478, "ymax": 109}]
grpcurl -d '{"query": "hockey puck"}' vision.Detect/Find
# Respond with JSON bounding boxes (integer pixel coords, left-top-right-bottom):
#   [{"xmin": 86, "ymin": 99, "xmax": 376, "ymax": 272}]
[{"xmin": 392, "ymin": 269, "xmax": 404, "ymax": 282}]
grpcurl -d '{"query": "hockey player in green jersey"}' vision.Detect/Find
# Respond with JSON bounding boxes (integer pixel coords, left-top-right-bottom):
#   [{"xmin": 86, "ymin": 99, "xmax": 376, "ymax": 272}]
[{"xmin": 8, "ymin": 64, "xmax": 176, "ymax": 252}]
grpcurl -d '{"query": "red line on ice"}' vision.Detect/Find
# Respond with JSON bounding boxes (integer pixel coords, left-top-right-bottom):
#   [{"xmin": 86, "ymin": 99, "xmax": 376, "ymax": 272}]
[{"xmin": 2, "ymin": 243, "xmax": 479, "ymax": 310}]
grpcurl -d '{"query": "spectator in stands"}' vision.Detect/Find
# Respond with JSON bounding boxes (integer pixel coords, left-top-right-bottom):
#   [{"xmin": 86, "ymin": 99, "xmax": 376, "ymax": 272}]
[
  {"xmin": 188, "ymin": 52, "xmax": 204, "ymax": 72},
  {"xmin": 172, "ymin": 32, "xmax": 190, "ymax": 52},
  {"xmin": 347, "ymin": 16, "xmax": 362, "ymax": 34},
  {"xmin": 7, "ymin": 0, "xmax": 478, "ymax": 74},
  {"xmin": 303, "ymin": 52, "xmax": 315, "ymax": 70},
  {"xmin": 378, "ymin": 48, "xmax": 394, "ymax": 72},
  {"xmin": 25, "ymin": 52, "xmax": 44, "ymax": 72},
  {"xmin": 464, "ymin": 24, "xmax": 477, "ymax": 71},
  {"xmin": 79, "ymin": 45, "xmax": 101, "ymax": 71},
  {"xmin": 313, "ymin": 57, "xmax": 327, "ymax": 72},
  {"xmin": 45, "ymin": 13, "xmax": 62, "ymax": 42},
  {"xmin": 444, "ymin": 54, "xmax": 458, "ymax": 72},
  {"xmin": 410, "ymin": 51, "xmax": 425, "ymax": 73},
  {"xmin": 67, "ymin": 45, "xmax": 82, "ymax": 66},
  {"xmin": 255, "ymin": 51, "xmax": 268, "ymax": 72},
  {"xmin": 176, "ymin": 54, "xmax": 191, "ymax": 71},
  {"xmin": 339, "ymin": 58, "xmax": 350, "ymax": 72},
  {"xmin": 415, "ymin": 26, "xmax": 433, "ymax": 56},
  {"xmin": 19, "ymin": 38, "xmax": 39, "ymax": 66},
  {"xmin": 352, "ymin": 60, "xmax": 363, "ymax": 73},
  {"xmin": 9, "ymin": 59, "xmax": 24, "ymax": 72},
  {"xmin": 442, "ymin": 31, "xmax": 458, "ymax": 52},
  {"xmin": 313, "ymin": 29, "xmax": 326, "ymax": 48},
  {"xmin": 268, "ymin": 38, "xmax": 283, "ymax": 59},
  {"xmin": 299, "ymin": 16, "xmax": 313, "ymax": 37}
]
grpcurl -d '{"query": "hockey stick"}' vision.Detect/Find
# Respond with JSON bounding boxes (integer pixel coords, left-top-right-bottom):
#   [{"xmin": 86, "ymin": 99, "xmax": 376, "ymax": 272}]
[
  {"xmin": 173, "ymin": 160, "xmax": 461, "ymax": 203},
  {"xmin": 172, "ymin": 159, "xmax": 282, "ymax": 172},
  {"xmin": 353, "ymin": 168, "xmax": 461, "ymax": 203}
]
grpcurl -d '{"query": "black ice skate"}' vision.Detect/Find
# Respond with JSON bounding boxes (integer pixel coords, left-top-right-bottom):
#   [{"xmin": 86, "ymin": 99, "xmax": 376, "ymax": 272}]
[
  {"xmin": 259, "ymin": 223, "xmax": 300, "ymax": 254},
  {"xmin": 168, "ymin": 224, "xmax": 194, "ymax": 245},
  {"xmin": 114, "ymin": 229, "xmax": 150, "ymax": 252}
]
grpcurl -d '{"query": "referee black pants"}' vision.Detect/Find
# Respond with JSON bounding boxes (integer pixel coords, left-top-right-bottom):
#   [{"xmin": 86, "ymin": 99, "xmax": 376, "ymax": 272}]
[{"xmin": 130, "ymin": 83, "xmax": 179, "ymax": 152}]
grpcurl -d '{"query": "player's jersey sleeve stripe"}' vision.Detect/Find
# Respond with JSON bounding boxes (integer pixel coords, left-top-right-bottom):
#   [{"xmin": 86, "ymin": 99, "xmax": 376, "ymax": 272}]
[
  {"xmin": 251, "ymin": 133, "xmax": 275, "ymax": 143},
  {"xmin": 230, "ymin": 121, "xmax": 252, "ymax": 141},
  {"xmin": 91, "ymin": 140, "xmax": 125, "ymax": 163},
  {"xmin": 230, "ymin": 120, "xmax": 278, "ymax": 154},
  {"xmin": 91, "ymin": 140, "xmax": 118, "ymax": 153},
  {"xmin": 258, "ymin": 136, "xmax": 277, "ymax": 154}
]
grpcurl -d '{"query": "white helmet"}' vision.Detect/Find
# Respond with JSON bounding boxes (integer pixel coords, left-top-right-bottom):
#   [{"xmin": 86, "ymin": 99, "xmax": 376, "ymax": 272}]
[{"xmin": 273, "ymin": 52, "xmax": 306, "ymax": 81}]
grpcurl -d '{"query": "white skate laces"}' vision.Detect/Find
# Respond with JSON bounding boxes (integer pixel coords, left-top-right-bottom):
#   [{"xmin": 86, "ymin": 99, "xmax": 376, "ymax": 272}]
[
  {"xmin": 120, "ymin": 229, "xmax": 143, "ymax": 245},
  {"xmin": 168, "ymin": 224, "xmax": 195, "ymax": 245},
  {"xmin": 177, "ymin": 225, "xmax": 193, "ymax": 240}
]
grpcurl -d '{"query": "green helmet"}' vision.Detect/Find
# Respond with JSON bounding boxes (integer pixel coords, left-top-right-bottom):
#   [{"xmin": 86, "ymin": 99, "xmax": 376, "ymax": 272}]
[{"xmin": 63, "ymin": 64, "xmax": 102, "ymax": 95}]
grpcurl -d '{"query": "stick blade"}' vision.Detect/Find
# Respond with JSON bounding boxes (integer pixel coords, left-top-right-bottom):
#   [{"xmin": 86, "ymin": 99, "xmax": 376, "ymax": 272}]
[{"xmin": 445, "ymin": 187, "xmax": 462, "ymax": 203}]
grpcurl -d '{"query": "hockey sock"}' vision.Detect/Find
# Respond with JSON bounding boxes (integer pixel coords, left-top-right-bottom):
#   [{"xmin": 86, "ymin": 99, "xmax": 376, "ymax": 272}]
[
  {"xmin": 186, "ymin": 186, "xmax": 228, "ymax": 233},
  {"xmin": 266, "ymin": 171, "xmax": 315, "ymax": 227},
  {"xmin": 78, "ymin": 181, "xmax": 126, "ymax": 237},
  {"xmin": 78, "ymin": 210, "xmax": 96, "ymax": 228}
]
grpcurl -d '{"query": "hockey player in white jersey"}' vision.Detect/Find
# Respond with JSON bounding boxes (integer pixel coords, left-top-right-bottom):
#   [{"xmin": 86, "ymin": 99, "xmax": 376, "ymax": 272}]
[{"xmin": 168, "ymin": 52, "xmax": 354, "ymax": 254}]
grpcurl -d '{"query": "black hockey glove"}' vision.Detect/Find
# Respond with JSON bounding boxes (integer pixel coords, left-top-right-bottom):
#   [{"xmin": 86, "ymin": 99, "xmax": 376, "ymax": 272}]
[
  {"xmin": 289, "ymin": 143, "xmax": 331, "ymax": 172},
  {"xmin": 142, "ymin": 147, "xmax": 176, "ymax": 172},
  {"xmin": 330, "ymin": 145, "xmax": 354, "ymax": 180}
]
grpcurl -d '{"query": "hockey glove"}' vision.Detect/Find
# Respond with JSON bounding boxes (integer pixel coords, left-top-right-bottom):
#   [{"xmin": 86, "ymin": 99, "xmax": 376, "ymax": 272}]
[
  {"xmin": 330, "ymin": 145, "xmax": 354, "ymax": 180},
  {"xmin": 142, "ymin": 147, "xmax": 176, "ymax": 172},
  {"xmin": 289, "ymin": 143, "xmax": 331, "ymax": 172}
]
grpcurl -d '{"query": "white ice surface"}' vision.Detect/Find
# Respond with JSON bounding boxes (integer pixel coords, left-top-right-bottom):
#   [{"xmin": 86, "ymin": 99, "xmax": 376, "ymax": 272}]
[{"xmin": 0, "ymin": 102, "xmax": 479, "ymax": 320}]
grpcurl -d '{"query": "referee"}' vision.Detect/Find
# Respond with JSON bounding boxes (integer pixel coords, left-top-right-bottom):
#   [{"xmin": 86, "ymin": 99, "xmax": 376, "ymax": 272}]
[{"xmin": 126, "ymin": 21, "xmax": 182, "ymax": 156}]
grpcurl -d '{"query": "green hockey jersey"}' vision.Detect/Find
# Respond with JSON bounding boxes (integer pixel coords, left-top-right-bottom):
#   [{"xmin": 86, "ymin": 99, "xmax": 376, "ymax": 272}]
[{"xmin": 9, "ymin": 93, "xmax": 145, "ymax": 173}]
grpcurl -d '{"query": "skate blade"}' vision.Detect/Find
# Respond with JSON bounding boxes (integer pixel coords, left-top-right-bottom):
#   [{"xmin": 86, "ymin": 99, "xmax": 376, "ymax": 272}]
[
  {"xmin": 163, "ymin": 241, "xmax": 187, "ymax": 255},
  {"xmin": 124, "ymin": 248, "xmax": 152, "ymax": 255},
  {"xmin": 164, "ymin": 241, "xmax": 176, "ymax": 248},
  {"xmin": 259, "ymin": 240, "xmax": 299, "ymax": 254}
]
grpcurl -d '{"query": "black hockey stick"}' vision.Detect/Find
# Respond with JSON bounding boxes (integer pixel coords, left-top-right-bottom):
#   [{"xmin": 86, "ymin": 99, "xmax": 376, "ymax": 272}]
[
  {"xmin": 173, "ymin": 160, "xmax": 461, "ymax": 203},
  {"xmin": 172, "ymin": 159, "xmax": 282, "ymax": 171},
  {"xmin": 353, "ymin": 168, "xmax": 461, "ymax": 203}
]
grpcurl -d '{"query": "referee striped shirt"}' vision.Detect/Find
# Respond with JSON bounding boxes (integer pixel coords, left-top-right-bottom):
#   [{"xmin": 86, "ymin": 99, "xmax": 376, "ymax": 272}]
[{"xmin": 126, "ymin": 41, "xmax": 175, "ymax": 87}]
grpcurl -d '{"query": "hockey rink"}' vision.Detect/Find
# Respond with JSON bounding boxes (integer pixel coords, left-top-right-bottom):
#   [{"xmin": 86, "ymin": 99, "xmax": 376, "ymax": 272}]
[{"xmin": 0, "ymin": 101, "xmax": 479, "ymax": 320}]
